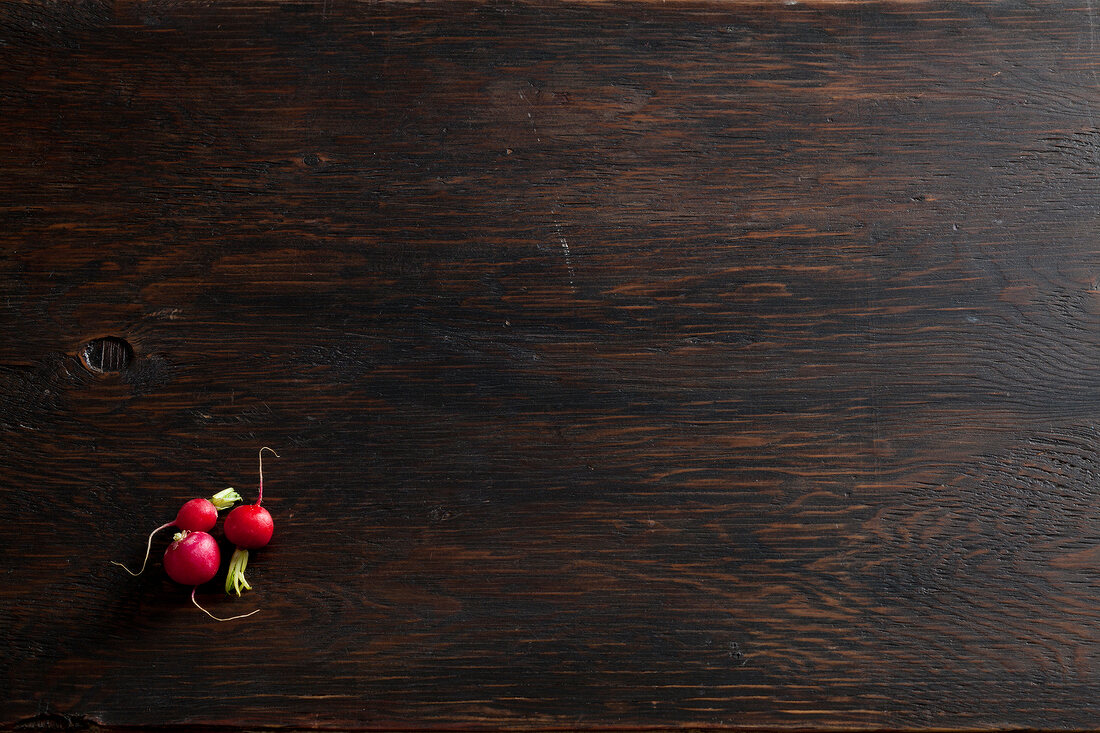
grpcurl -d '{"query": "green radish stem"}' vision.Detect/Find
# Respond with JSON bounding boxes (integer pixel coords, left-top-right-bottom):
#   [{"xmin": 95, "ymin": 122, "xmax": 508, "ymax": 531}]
[
  {"xmin": 226, "ymin": 547, "xmax": 253, "ymax": 596},
  {"xmin": 209, "ymin": 487, "xmax": 243, "ymax": 510}
]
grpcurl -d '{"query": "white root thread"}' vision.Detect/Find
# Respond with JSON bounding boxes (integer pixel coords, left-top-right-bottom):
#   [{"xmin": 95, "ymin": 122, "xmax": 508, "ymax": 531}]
[
  {"xmin": 257, "ymin": 446, "xmax": 279, "ymax": 505},
  {"xmin": 191, "ymin": 587, "xmax": 260, "ymax": 622},
  {"xmin": 110, "ymin": 521, "xmax": 174, "ymax": 576}
]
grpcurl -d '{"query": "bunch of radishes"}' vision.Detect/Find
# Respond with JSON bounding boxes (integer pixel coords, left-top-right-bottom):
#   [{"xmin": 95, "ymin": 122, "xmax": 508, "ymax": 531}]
[{"xmin": 112, "ymin": 447, "xmax": 279, "ymax": 621}]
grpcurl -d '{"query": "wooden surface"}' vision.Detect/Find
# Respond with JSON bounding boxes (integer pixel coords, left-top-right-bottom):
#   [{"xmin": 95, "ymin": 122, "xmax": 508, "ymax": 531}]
[{"xmin": 3, "ymin": 0, "xmax": 1100, "ymax": 729}]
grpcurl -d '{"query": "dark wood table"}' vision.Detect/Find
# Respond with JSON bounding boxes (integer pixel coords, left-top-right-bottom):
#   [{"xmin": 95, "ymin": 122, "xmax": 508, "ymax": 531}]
[{"xmin": 4, "ymin": 0, "xmax": 1100, "ymax": 730}]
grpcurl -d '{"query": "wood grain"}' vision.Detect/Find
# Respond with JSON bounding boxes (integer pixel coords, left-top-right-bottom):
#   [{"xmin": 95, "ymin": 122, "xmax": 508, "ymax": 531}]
[{"xmin": 3, "ymin": 0, "xmax": 1100, "ymax": 729}]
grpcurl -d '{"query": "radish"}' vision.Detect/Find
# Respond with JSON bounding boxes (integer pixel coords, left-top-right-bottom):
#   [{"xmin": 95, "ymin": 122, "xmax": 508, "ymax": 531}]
[
  {"xmin": 224, "ymin": 447, "xmax": 278, "ymax": 596},
  {"xmin": 164, "ymin": 530, "xmax": 259, "ymax": 622},
  {"xmin": 112, "ymin": 487, "xmax": 242, "ymax": 576},
  {"xmin": 164, "ymin": 530, "xmax": 222, "ymax": 586}
]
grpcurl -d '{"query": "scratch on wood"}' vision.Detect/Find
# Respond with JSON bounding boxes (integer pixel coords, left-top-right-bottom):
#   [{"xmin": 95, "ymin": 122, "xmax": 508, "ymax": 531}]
[{"xmin": 551, "ymin": 215, "xmax": 576, "ymax": 287}]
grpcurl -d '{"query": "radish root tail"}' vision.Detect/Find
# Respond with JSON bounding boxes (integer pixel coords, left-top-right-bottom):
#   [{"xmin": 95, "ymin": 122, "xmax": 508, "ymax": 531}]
[
  {"xmin": 110, "ymin": 521, "xmax": 174, "ymax": 576},
  {"xmin": 191, "ymin": 587, "xmax": 259, "ymax": 622},
  {"xmin": 257, "ymin": 446, "xmax": 279, "ymax": 505},
  {"xmin": 226, "ymin": 546, "xmax": 253, "ymax": 596}
]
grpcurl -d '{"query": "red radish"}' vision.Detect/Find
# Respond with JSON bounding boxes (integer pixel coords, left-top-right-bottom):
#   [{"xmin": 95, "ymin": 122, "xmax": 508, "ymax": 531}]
[
  {"xmin": 164, "ymin": 530, "xmax": 221, "ymax": 586},
  {"xmin": 164, "ymin": 530, "xmax": 259, "ymax": 622},
  {"xmin": 224, "ymin": 447, "xmax": 278, "ymax": 596},
  {"xmin": 224, "ymin": 505, "xmax": 274, "ymax": 549},
  {"xmin": 112, "ymin": 487, "xmax": 242, "ymax": 576}
]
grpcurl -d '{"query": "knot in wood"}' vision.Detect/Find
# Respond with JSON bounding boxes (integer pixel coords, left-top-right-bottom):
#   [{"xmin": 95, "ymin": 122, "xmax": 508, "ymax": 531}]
[{"xmin": 81, "ymin": 336, "xmax": 133, "ymax": 373}]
